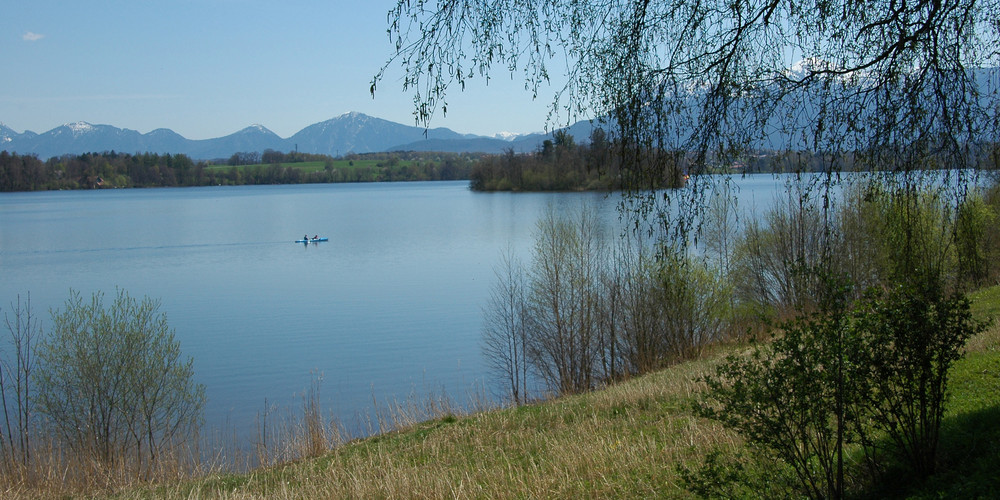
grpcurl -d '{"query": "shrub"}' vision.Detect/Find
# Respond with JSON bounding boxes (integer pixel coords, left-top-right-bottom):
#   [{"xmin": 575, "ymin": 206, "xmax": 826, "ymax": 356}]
[{"xmin": 34, "ymin": 289, "xmax": 205, "ymax": 480}]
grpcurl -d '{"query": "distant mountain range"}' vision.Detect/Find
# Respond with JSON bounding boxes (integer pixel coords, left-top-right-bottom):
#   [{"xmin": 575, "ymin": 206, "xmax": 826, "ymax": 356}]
[
  {"xmin": 10, "ymin": 65, "xmax": 993, "ymax": 161},
  {"xmin": 0, "ymin": 112, "xmax": 599, "ymax": 160}
]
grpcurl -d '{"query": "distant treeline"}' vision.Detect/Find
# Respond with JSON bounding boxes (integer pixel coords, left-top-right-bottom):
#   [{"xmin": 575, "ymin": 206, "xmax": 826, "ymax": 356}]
[
  {"xmin": 226, "ymin": 149, "xmax": 336, "ymax": 166},
  {"xmin": 0, "ymin": 150, "xmax": 478, "ymax": 192},
  {"xmin": 472, "ymin": 130, "xmax": 753, "ymax": 191},
  {"xmin": 470, "ymin": 131, "xmax": 1000, "ymax": 192},
  {"xmin": 469, "ymin": 129, "xmax": 636, "ymax": 191},
  {"xmin": 469, "ymin": 131, "xmax": 866, "ymax": 192}
]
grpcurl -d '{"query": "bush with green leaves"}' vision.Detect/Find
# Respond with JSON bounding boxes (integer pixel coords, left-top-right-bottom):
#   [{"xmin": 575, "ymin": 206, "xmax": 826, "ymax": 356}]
[
  {"xmin": 700, "ymin": 277, "xmax": 855, "ymax": 499},
  {"xmin": 848, "ymin": 284, "xmax": 986, "ymax": 479},
  {"xmin": 35, "ymin": 289, "xmax": 205, "ymax": 477},
  {"xmin": 700, "ymin": 279, "xmax": 987, "ymax": 498}
]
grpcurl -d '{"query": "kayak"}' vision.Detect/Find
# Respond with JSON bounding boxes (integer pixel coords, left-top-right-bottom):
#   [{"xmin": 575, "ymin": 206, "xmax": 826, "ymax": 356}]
[{"xmin": 296, "ymin": 238, "xmax": 329, "ymax": 243}]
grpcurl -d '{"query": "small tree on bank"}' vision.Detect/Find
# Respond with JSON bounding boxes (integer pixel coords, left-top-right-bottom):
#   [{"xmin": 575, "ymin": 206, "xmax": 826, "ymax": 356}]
[
  {"xmin": 35, "ymin": 289, "xmax": 205, "ymax": 479},
  {"xmin": 482, "ymin": 248, "xmax": 531, "ymax": 404},
  {"xmin": 0, "ymin": 294, "xmax": 39, "ymax": 473},
  {"xmin": 526, "ymin": 207, "xmax": 606, "ymax": 395}
]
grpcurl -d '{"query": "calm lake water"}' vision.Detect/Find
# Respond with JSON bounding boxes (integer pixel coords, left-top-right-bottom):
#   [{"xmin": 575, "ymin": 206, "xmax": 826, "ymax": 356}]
[{"xmin": 0, "ymin": 177, "xmax": 793, "ymax": 444}]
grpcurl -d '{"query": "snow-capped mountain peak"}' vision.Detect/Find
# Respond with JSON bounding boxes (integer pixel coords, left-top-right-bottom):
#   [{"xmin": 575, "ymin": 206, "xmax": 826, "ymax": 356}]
[
  {"xmin": 494, "ymin": 131, "xmax": 521, "ymax": 141},
  {"xmin": 66, "ymin": 121, "xmax": 95, "ymax": 135}
]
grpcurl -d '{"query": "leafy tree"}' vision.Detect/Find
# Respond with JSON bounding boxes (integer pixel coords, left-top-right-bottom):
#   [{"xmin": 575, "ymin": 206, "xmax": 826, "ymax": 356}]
[
  {"xmin": 954, "ymin": 194, "xmax": 998, "ymax": 287},
  {"xmin": 34, "ymin": 289, "xmax": 204, "ymax": 478},
  {"xmin": 701, "ymin": 277, "xmax": 854, "ymax": 499},
  {"xmin": 848, "ymin": 284, "xmax": 987, "ymax": 479},
  {"xmin": 654, "ymin": 246, "xmax": 731, "ymax": 361},
  {"xmin": 702, "ymin": 276, "xmax": 987, "ymax": 497}
]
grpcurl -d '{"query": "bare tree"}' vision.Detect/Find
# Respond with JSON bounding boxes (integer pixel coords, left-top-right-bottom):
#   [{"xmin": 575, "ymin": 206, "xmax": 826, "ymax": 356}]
[
  {"xmin": 1, "ymin": 294, "xmax": 38, "ymax": 471},
  {"xmin": 731, "ymin": 180, "xmax": 834, "ymax": 316},
  {"xmin": 526, "ymin": 207, "xmax": 606, "ymax": 395},
  {"xmin": 481, "ymin": 247, "xmax": 531, "ymax": 404},
  {"xmin": 615, "ymin": 245, "xmax": 667, "ymax": 375}
]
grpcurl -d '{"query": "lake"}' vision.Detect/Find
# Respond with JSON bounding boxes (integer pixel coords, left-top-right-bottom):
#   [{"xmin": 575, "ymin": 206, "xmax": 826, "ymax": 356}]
[{"xmin": 0, "ymin": 177, "xmax": 794, "ymax": 449}]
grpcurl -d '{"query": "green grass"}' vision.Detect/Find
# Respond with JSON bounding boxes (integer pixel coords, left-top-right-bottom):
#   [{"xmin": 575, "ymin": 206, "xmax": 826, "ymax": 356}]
[
  {"xmin": 902, "ymin": 347, "xmax": 1000, "ymax": 498},
  {"xmin": 968, "ymin": 285, "xmax": 1000, "ymax": 322}
]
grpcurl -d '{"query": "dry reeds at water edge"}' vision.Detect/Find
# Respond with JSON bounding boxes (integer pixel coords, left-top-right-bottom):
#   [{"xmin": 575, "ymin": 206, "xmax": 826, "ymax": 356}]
[
  {"xmin": 0, "ymin": 432, "xmax": 202, "ymax": 495},
  {"xmin": 0, "ymin": 370, "xmax": 486, "ymax": 498},
  {"xmin": 215, "ymin": 373, "xmax": 479, "ymax": 472},
  {"xmin": 13, "ymin": 321, "xmax": 997, "ymax": 498},
  {"xmin": 100, "ymin": 349, "xmax": 745, "ymax": 499}
]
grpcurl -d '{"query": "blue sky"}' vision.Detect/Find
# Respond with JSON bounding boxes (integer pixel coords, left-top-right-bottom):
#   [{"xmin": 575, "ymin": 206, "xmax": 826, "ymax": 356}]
[{"xmin": 1, "ymin": 0, "xmax": 561, "ymax": 140}]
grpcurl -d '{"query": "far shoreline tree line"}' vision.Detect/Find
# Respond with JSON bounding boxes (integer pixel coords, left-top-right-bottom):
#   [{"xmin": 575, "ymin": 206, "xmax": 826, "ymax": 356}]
[
  {"xmin": 0, "ymin": 149, "xmax": 478, "ymax": 192},
  {"xmin": 10, "ymin": 137, "xmax": 993, "ymax": 193}
]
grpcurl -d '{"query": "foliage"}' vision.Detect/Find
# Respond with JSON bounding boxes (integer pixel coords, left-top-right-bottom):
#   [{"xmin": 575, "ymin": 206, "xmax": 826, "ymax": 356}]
[
  {"xmin": 376, "ymin": 0, "xmax": 999, "ymax": 244},
  {"xmin": 678, "ymin": 448, "xmax": 800, "ymax": 500},
  {"xmin": 727, "ymin": 175, "xmax": 1000, "ymax": 320},
  {"xmin": 34, "ymin": 289, "xmax": 205, "ymax": 478},
  {"xmin": 470, "ymin": 130, "xmax": 686, "ymax": 191},
  {"xmin": 848, "ymin": 284, "xmax": 988, "ymax": 479},
  {"xmin": 954, "ymin": 194, "xmax": 1000, "ymax": 287},
  {"xmin": 654, "ymin": 246, "xmax": 732, "ymax": 361},
  {"xmin": 701, "ymin": 278, "xmax": 988, "ymax": 498},
  {"xmin": 0, "ymin": 150, "xmax": 479, "ymax": 191},
  {"xmin": 701, "ymin": 278, "xmax": 854, "ymax": 499}
]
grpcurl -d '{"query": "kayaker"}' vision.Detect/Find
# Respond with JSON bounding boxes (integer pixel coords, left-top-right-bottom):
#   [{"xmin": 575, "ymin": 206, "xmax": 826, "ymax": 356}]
[
  {"xmin": 303, "ymin": 234, "xmax": 308, "ymax": 241},
  {"xmin": 313, "ymin": 235, "xmax": 318, "ymax": 240}
]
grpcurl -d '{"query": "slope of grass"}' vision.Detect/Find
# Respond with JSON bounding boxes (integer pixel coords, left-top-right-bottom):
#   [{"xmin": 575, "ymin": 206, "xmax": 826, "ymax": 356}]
[
  {"xmin": 25, "ymin": 285, "xmax": 1000, "ymax": 499},
  {"xmin": 114, "ymin": 353, "xmax": 732, "ymax": 499}
]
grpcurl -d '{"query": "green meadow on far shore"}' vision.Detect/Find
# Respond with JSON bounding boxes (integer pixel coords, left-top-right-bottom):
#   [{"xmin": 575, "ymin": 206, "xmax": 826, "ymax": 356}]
[{"xmin": 203, "ymin": 159, "xmax": 391, "ymax": 174}]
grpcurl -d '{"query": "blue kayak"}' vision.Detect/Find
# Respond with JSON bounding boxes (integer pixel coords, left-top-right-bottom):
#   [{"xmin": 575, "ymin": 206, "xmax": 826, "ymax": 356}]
[{"xmin": 296, "ymin": 238, "xmax": 329, "ymax": 243}]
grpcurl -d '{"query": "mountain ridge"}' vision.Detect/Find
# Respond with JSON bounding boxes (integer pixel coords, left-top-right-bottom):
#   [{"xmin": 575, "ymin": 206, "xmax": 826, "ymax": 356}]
[{"xmin": 0, "ymin": 112, "xmax": 553, "ymax": 160}]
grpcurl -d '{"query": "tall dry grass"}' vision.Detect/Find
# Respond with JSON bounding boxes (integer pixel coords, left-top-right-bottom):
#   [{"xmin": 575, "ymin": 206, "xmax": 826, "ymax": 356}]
[
  {"xmin": 0, "ymin": 431, "xmax": 204, "ymax": 499},
  {"xmin": 105, "ymin": 349, "xmax": 742, "ymax": 499}
]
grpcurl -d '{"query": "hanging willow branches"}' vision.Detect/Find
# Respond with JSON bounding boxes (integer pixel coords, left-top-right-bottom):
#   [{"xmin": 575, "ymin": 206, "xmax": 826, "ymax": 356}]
[{"xmin": 374, "ymin": 0, "xmax": 1000, "ymax": 240}]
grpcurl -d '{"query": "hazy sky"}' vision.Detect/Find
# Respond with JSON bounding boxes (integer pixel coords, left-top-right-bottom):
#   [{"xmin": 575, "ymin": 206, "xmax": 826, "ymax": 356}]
[{"xmin": 1, "ymin": 0, "xmax": 564, "ymax": 140}]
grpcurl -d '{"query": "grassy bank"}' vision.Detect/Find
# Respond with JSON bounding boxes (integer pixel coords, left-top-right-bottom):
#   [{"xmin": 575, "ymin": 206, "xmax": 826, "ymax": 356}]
[{"xmin": 14, "ymin": 286, "xmax": 999, "ymax": 499}]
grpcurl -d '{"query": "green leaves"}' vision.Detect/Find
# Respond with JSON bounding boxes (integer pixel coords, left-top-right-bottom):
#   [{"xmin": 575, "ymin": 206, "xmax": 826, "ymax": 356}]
[
  {"xmin": 35, "ymin": 288, "xmax": 205, "ymax": 477},
  {"xmin": 700, "ymin": 280, "xmax": 987, "ymax": 497}
]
